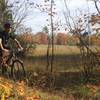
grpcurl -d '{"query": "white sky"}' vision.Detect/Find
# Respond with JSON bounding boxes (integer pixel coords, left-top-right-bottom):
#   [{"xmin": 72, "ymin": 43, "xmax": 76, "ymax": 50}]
[{"xmin": 19, "ymin": 0, "xmax": 97, "ymax": 33}]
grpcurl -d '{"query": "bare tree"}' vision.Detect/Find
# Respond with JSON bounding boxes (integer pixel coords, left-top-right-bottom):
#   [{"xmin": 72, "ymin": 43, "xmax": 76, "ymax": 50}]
[
  {"xmin": 63, "ymin": 0, "xmax": 100, "ymax": 82},
  {"xmin": 0, "ymin": 0, "xmax": 12, "ymax": 28},
  {"xmin": 32, "ymin": 0, "xmax": 59, "ymax": 72},
  {"xmin": 94, "ymin": 0, "xmax": 100, "ymax": 14},
  {"xmin": 87, "ymin": 0, "xmax": 100, "ymax": 14},
  {"xmin": 8, "ymin": 0, "xmax": 31, "ymax": 32},
  {"xmin": 0, "ymin": 0, "xmax": 32, "ymax": 33}
]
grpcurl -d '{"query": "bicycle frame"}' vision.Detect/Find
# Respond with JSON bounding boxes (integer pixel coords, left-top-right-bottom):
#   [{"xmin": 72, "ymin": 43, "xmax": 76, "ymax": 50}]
[{"xmin": 6, "ymin": 50, "xmax": 23, "ymax": 66}]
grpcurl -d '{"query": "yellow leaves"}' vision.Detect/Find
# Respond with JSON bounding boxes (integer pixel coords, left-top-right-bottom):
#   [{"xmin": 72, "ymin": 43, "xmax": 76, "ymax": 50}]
[
  {"xmin": 0, "ymin": 77, "xmax": 14, "ymax": 100},
  {"xmin": 0, "ymin": 82, "xmax": 13, "ymax": 99},
  {"xmin": 0, "ymin": 78, "xmax": 40, "ymax": 99},
  {"xmin": 1, "ymin": 93, "xmax": 5, "ymax": 100},
  {"xmin": 16, "ymin": 81, "xmax": 25, "ymax": 96},
  {"xmin": 24, "ymin": 94, "xmax": 40, "ymax": 100}
]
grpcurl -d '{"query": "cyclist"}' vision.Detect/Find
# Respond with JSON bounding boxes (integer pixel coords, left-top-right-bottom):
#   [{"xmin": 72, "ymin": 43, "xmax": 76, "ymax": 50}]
[{"xmin": 0, "ymin": 22, "xmax": 23, "ymax": 73}]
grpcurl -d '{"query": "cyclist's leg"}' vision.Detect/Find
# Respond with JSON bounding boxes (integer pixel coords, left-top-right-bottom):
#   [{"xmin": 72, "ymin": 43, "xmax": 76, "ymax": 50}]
[
  {"xmin": 5, "ymin": 47, "xmax": 12, "ymax": 64},
  {"xmin": 1, "ymin": 51, "xmax": 9, "ymax": 73},
  {"xmin": 3, "ymin": 48, "xmax": 10, "ymax": 63}
]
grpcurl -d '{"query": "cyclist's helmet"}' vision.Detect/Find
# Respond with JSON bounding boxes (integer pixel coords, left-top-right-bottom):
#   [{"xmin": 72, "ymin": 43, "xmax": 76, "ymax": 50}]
[{"xmin": 4, "ymin": 22, "xmax": 12, "ymax": 28}]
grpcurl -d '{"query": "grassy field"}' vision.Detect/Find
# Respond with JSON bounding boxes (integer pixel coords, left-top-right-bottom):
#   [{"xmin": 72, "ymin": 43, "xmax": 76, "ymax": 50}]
[
  {"xmin": 28, "ymin": 45, "xmax": 81, "ymax": 56},
  {"xmin": 24, "ymin": 45, "xmax": 82, "ymax": 72},
  {"xmin": 24, "ymin": 45, "xmax": 100, "ymax": 72},
  {"xmin": 27, "ymin": 45, "xmax": 100, "ymax": 56}
]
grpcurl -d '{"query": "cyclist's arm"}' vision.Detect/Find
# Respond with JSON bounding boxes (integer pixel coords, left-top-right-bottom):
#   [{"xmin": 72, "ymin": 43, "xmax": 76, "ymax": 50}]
[
  {"xmin": 0, "ymin": 38, "xmax": 9, "ymax": 52},
  {"xmin": 10, "ymin": 35, "xmax": 23, "ymax": 50},
  {"xmin": 14, "ymin": 39, "xmax": 23, "ymax": 50}
]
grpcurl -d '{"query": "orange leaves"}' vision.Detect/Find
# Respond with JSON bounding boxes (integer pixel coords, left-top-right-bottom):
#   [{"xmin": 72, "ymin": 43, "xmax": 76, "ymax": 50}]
[
  {"xmin": 33, "ymin": 32, "xmax": 48, "ymax": 44},
  {"xmin": 0, "ymin": 77, "xmax": 41, "ymax": 100},
  {"xmin": 56, "ymin": 33, "xmax": 68, "ymax": 45},
  {"xmin": 16, "ymin": 81, "xmax": 25, "ymax": 96},
  {"xmin": 24, "ymin": 95, "xmax": 40, "ymax": 100},
  {"xmin": 16, "ymin": 81, "xmax": 41, "ymax": 99},
  {"xmin": 4, "ymin": 82, "xmax": 13, "ymax": 89},
  {"xmin": 17, "ymin": 33, "xmax": 34, "ymax": 44},
  {"xmin": 90, "ymin": 35, "xmax": 100, "ymax": 46},
  {"xmin": 0, "ymin": 77, "xmax": 13, "ymax": 99}
]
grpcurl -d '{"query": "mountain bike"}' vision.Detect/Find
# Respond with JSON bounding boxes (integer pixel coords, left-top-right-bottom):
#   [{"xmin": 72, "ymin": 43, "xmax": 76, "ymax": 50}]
[{"xmin": 0, "ymin": 49, "xmax": 26, "ymax": 80}]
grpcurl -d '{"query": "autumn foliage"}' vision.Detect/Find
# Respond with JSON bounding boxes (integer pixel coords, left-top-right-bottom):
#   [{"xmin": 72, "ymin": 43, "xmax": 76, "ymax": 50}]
[
  {"xmin": 16, "ymin": 31, "xmax": 100, "ymax": 47},
  {"xmin": 33, "ymin": 32, "xmax": 48, "ymax": 44},
  {"xmin": 56, "ymin": 33, "xmax": 67, "ymax": 45},
  {"xmin": 90, "ymin": 35, "xmax": 100, "ymax": 46}
]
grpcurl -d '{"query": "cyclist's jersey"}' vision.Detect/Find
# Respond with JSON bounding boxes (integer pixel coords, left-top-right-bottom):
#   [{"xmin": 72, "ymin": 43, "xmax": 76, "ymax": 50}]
[{"xmin": 0, "ymin": 31, "xmax": 15, "ymax": 50}]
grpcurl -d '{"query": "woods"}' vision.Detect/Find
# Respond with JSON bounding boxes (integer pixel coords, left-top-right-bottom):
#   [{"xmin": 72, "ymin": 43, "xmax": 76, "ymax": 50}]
[{"xmin": 0, "ymin": 0, "xmax": 100, "ymax": 99}]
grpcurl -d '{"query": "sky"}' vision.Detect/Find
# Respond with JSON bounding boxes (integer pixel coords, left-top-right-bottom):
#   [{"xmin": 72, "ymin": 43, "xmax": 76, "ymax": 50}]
[{"xmin": 16, "ymin": 0, "xmax": 97, "ymax": 33}]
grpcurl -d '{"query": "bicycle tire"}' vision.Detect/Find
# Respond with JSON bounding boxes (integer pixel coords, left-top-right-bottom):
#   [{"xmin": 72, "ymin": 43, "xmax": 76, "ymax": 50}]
[{"xmin": 11, "ymin": 60, "xmax": 26, "ymax": 80}]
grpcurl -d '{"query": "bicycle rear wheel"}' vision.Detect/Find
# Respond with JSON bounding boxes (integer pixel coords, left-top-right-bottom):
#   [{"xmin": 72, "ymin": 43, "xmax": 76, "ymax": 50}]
[{"xmin": 11, "ymin": 60, "xmax": 26, "ymax": 80}]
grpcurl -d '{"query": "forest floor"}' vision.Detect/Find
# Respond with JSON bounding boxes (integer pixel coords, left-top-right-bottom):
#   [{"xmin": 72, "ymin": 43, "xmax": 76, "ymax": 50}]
[
  {"xmin": 1, "ymin": 71, "xmax": 100, "ymax": 100},
  {"xmin": 0, "ymin": 76, "xmax": 67, "ymax": 100}
]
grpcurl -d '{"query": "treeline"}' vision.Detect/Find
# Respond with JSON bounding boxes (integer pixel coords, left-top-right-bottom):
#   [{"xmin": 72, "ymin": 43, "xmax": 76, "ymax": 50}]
[{"xmin": 17, "ymin": 32, "xmax": 100, "ymax": 46}]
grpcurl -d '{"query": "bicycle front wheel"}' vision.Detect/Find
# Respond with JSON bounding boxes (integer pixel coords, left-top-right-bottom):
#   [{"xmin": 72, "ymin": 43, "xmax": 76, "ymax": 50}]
[{"xmin": 11, "ymin": 60, "xmax": 26, "ymax": 80}]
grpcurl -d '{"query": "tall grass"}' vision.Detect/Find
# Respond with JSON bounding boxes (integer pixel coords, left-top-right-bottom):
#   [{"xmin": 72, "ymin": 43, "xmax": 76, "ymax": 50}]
[{"xmin": 28, "ymin": 45, "xmax": 80, "ymax": 56}]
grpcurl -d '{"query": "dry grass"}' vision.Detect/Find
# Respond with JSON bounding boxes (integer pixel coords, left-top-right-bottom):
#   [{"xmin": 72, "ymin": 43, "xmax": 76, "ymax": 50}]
[
  {"xmin": 25, "ymin": 45, "xmax": 100, "ymax": 72},
  {"xmin": 24, "ymin": 45, "xmax": 83, "ymax": 72},
  {"xmin": 28, "ymin": 45, "xmax": 81, "ymax": 56},
  {"xmin": 28, "ymin": 45, "xmax": 100, "ymax": 57}
]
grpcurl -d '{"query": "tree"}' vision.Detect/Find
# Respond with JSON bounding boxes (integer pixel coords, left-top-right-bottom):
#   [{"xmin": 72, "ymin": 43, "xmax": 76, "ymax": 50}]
[
  {"xmin": 63, "ymin": 0, "xmax": 100, "ymax": 81},
  {"xmin": 8, "ymin": 0, "xmax": 31, "ymax": 32},
  {"xmin": 90, "ymin": 14, "xmax": 100, "ymax": 35},
  {"xmin": 33, "ymin": 32, "xmax": 48, "ymax": 44},
  {"xmin": 42, "ymin": 26, "xmax": 49, "ymax": 34},
  {"xmin": 90, "ymin": 34, "xmax": 100, "ymax": 46},
  {"xmin": 0, "ymin": 0, "xmax": 34, "ymax": 33},
  {"xmin": 87, "ymin": 0, "xmax": 100, "ymax": 14},
  {"xmin": 16, "ymin": 24, "xmax": 32, "ymax": 34},
  {"xmin": 17, "ymin": 32, "xmax": 36, "ymax": 54},
  {"xmin": 66, "ymin": 34, "xmax": 79, "ymax": 46},
  {"xmin": 0, "ymin": 0, "xmax": 12, "ymax": 29},
  {"xmin": 56, "ymin": 33, "xmax": 67, "ymax": 45},
  {"xmin": 32, "ymin": 0, "xmax": 58, "ymax": 72},
  {"xmin": 94, "ymin": 0, "xmax": 100, "ymax": 14}
]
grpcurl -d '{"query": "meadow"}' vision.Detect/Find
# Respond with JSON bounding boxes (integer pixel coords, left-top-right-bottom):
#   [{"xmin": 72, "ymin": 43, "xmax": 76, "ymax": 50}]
[
  {"xmin": 24, "ymin": 45, "xmax": 99, "ymax": 71},
  {"xmin": 24, "ymin": 45, "xmax": 81, "ymax": 71}
]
